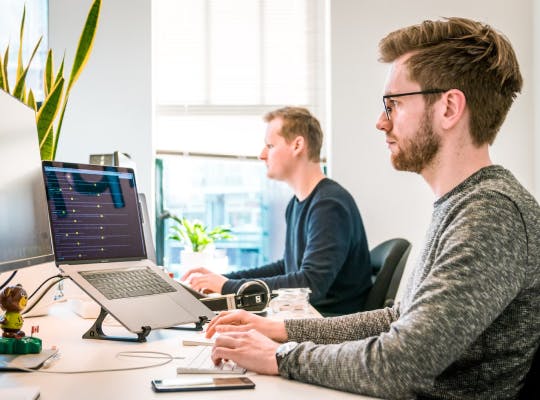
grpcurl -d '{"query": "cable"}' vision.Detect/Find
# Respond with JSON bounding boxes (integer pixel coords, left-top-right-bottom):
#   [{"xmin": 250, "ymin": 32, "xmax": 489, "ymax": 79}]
[
  {"xmin": 27, "ymin": 274, "xmax": 65, "ymax": 300},
  {"xmin": 0, "ymin": 270, "xmax": 18, "ymax": 291},
  {"xmin": 1, "ymin": 351, "xmax": 177, "ymax": 374},
  {"xmin": 22, "ymin": 275, "xmax": 66, "ymax": 315}
]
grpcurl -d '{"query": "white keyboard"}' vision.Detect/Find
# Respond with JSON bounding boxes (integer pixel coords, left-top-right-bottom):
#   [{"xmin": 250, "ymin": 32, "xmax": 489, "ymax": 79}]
[{"xmin": 177, "ymin": 346, "xmax": 246, "ymax": 374}]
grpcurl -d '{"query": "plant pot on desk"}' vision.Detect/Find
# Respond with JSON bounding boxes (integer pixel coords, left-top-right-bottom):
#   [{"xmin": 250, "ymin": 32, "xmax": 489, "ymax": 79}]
[{"xmin": 180, "ymin": 249, "xmax": 215, "ymax": 269}]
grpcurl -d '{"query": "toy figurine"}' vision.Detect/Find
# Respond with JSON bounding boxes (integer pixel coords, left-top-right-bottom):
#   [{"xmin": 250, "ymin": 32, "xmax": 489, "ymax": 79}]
[{"xmin": 0, "ymin": 284, "xmax": 28, "ymax": 338}]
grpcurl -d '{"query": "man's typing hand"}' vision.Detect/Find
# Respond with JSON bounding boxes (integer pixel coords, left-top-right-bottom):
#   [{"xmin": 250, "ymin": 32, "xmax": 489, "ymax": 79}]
[
  {"xmin": 181, "ymin": 267, "xmax": 227, "ymax": 293},
  {"xmin": 212, "ymin": 329, "xmax": 280, "ymax": 376},
  {"xmin": 206, "ymin": 309, "xmax": 288, "ymax": 342}
]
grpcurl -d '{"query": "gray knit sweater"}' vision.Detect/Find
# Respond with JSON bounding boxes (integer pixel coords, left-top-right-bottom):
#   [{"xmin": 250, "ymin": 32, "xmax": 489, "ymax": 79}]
[{"xmin": 279, "ymin": 166, "xmax": 540, "ymax": 399}]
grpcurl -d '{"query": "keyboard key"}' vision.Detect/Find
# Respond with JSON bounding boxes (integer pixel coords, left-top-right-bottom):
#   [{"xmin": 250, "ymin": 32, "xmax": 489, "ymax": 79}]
[{"xmin": 177, "ymin": 346, "xmax": 246, "ymax": 375}]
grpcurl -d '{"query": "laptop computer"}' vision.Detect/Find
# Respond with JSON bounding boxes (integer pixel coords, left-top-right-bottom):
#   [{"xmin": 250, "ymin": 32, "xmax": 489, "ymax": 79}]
[{"xmin": 41, "ymin": 161, "xmax": 214, "ymax": 338}]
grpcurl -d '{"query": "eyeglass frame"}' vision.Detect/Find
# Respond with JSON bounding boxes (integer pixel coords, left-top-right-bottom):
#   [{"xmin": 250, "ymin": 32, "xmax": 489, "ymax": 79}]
[{"xmin": 382, "ymin": 89, "xmax": 449, "ymax": 120}]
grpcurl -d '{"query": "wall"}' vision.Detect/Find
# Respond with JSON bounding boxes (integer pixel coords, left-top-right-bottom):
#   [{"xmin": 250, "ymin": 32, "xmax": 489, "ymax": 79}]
[
  {"xmin": 535, "ymin": 1, "xmax": 540, "ymax": 196},
  {"xmin": 329, "ymin": 0, "xmax": 536, "ymax": 281},
  {"xmin": 48, "ymin": 0, "xmax": 153, "ymax": 201},
  {"xmin": 48, "ymin": 1, "xmax": 537, "ymax": 275}
]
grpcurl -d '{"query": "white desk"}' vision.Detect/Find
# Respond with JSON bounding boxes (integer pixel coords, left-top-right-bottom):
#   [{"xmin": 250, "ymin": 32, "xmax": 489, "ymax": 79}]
[{"xmin": 1, "ymin": 303, "xmax": 379, "ymax": 400}]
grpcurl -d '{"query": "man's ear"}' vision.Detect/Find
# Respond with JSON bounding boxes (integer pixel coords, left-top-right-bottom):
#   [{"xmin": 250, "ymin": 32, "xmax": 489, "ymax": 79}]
[
  {"xmin": 440, "ymin": 89, "xmax": 467, "ymax": 130},
  {"xmin": 292, "ymin": 136, "xmax": 305, "ymax": 156}
]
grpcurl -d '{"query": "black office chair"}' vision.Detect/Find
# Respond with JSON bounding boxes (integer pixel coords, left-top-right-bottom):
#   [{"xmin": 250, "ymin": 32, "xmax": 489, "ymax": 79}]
[
  {"xmin": 519, "ymin": 345, "xmax": 540, "ymax": 399},
  {"xmin": 363, "ymin": 238, "xmax": 412, "ymax": 311}
]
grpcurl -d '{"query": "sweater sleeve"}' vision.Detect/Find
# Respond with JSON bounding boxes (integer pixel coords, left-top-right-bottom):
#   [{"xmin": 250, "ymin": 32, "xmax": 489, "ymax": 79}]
[
  {"xmin": 279, "ymin": 193, "xmax": 528, "ymax": 398},
  {"xmin": 223, "ymin": 197, "xmax": 355, "ymax": 300},
  {"xmin": 221, "ymin": 260, "xmax": 285, "ymax": 294},
  {"xmin": 285, "ymin": 306, "xmax": 399, "ymax": 344}
]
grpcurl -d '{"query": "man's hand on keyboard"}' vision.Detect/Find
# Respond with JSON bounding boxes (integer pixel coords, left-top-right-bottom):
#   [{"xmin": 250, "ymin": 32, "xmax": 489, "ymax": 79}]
[
  {"xmin": 212, "ymin": 329, "xmax": 280, "ymax": 376},
  {"xmin": 206, "ymin": 309, "xmax": 288, "ymax": 342},
  {"xmin": 181, "ymin": 267, "xmax": 227, "ymax": 293}
]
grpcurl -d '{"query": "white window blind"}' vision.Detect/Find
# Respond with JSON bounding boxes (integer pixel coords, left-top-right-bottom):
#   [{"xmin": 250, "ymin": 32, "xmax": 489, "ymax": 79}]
[{"xmin": 153, "ymin": 0, "xmax": 326, "ymax": 157}]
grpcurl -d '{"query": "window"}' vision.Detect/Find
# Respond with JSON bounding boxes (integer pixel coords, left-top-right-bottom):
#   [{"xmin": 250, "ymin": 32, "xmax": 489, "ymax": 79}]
[
  {"xmin": 153, "ymin": 0, "xmax": 327, "ymax": 274},
  {"xmin": 0, "ymin": 0, "xmax": 48, "ymax": 101}
]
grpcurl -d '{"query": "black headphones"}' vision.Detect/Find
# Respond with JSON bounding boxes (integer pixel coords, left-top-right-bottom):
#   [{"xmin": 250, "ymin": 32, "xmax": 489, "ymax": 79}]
[
  {"xmin": 200, "ymin": 279, "xmax": 271, "ymax": 312},
  {"xmin": 234, "ymin": 279, "xmax": 271, "ymax": 312}
]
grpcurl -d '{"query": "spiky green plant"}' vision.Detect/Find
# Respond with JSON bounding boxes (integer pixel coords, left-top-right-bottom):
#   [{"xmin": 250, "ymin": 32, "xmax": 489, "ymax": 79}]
[
  {"xmin": 0, "ymin": 0, "xmax": 101, "ymax": 160},
  {"xmin": 169, "ymin": 216, "xmax": 234, "ymax": 253}
]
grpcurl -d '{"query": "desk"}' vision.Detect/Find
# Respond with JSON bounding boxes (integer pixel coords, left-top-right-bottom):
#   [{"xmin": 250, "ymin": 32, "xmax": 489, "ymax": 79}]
[{"xmin": 0, "ymin": 303, "xmax": 379, "ymax": 400}]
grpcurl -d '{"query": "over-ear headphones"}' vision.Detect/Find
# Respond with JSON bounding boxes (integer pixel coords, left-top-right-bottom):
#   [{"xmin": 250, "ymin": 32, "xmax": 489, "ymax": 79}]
[
  {"xmin": 200, "ymin": 279, "xmax": 271, "ymax": 312},
  {"xmin": 235, "ymin": 279, "xmax": 271, "ymax": 311}
]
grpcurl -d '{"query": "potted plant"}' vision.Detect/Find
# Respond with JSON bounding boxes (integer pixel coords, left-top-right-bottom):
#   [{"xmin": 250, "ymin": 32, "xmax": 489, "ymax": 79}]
[
  {"xmin": 0, "ymin": 0, "xmax": 101, "ymax": 160},
  {"xmin": 168, "ymin": 216, "xmax": 233, "ymax": 268}
]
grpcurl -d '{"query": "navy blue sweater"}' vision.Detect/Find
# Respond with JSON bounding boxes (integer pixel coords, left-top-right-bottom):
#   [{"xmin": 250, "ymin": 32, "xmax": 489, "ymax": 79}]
[{"xmin": 222, "ymin": 178, "xmax": 371, "ymax": 315}]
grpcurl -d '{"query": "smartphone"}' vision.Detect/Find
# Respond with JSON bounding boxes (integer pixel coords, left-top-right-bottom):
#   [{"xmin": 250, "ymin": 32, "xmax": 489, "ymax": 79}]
[{"xmin": 151, "ymin": 376, "xmax": 255, "ymax": 392}]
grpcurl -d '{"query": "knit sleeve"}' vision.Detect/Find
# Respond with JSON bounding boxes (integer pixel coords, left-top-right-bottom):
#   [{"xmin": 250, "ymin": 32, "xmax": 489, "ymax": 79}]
[{"xmin": 278, "ymin": 192, "xmax": 528, "ymax": 398}]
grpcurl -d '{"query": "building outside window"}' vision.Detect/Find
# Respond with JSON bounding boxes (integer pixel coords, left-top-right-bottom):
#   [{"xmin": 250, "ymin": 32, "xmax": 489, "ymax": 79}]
[{"xmin": 153, "ymin": 0, "xmax": 327, "ymax": 276}]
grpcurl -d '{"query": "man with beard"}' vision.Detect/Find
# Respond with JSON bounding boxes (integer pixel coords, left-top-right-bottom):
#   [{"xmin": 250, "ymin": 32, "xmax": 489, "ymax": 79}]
[{"xmin": 200, "ymin": 17, "xmax": 540, "ymax": 399}]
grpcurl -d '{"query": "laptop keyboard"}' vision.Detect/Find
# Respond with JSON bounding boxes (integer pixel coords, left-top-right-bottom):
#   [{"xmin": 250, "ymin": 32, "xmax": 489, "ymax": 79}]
[
  {"xmin": 80, "ymin": 267, "xmax": 176, "ymax": 300},
  {"xmin": 177, "ymin": 346, "xmax": 246, "ymax": 374}
]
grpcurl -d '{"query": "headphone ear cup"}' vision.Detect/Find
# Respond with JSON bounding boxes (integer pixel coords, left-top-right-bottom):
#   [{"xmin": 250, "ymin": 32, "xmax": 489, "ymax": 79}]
[{"xmin": 236, "ymin": 279, "xmax": 271, "ymax": 311}]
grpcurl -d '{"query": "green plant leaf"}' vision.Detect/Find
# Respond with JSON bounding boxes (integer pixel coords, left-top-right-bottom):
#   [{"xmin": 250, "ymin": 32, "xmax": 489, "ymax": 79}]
[
  {"xmin": 52, "ymin": 97, "xmax": 68, "ymax": 160},
  {"xmin": 67, "ymin": 0, "xmax": 101, "ymax": 92},
  {"xmin": 44, "ymin": 49, "xmax": 53, "ymax": 97},
  {"xmin": 3, "ymin": 46, "xmax": 10, "ymax": 93},
  {"xmin": 16, "ymin": 5, "xmax": 26, "ymax": 83},
  {"xmin": 168, "ymin": 215, "xmax": 234, "ymax": 253},
  {"xmin": 0, "ymin": 52, "xmax": 4, "ymax": 91},
  {"xmin": 13, "ymin": 36, "xmax": 43, "ymax": 101},
  {"xmin": 37, "ymin": 77, "xmax": 64, "ymax": 159},
  {"xmin": 40, "ymin": 126, "xmax": 55, "ymax": 161},
  {"xmin": 27, "ymin": 89, "xmax": 36, "ymax": 112},
  {"xmin": 54, "ymin": 56, "xmax": 65, "ymax": 86}
]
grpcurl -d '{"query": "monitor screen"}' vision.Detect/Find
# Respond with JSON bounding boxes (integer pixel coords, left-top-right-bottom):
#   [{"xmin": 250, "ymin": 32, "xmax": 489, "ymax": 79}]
[{"xmin": 0, "ymin": 90, "xmax": 54, "ymax": 273}]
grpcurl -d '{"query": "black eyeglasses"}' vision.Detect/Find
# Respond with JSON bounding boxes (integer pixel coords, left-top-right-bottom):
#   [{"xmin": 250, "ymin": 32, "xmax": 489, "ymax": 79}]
[{"xmin": 382, "ymin": 89, "xmax": 448, "ymax": 120}]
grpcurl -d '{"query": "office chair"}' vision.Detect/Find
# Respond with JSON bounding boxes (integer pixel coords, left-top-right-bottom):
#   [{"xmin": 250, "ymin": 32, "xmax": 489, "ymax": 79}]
[
  {"xmin": 519, "ymin": 345, "xmax": 540, "ymax": 399},
  {"xmin": 363, "ymin": 238, "xmax": 412, "ymax": 311}
]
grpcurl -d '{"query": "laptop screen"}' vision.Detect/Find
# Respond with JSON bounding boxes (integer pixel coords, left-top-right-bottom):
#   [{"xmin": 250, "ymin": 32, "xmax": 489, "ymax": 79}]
[{"xmin": 42, "ymin": 161, "xmax": 147, "ymax": 263}]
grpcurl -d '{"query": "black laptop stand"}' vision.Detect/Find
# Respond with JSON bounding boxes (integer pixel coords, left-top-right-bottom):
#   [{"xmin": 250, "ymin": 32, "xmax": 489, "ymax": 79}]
[{"xmin": 82, "ymin": 306, "xmax": 151, "ymax": 342}]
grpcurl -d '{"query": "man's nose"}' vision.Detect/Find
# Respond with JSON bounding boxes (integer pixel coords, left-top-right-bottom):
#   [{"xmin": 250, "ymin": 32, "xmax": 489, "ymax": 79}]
[{"xmin": 376, "ymin": 111, "xmax": 392, "ymax": 133}]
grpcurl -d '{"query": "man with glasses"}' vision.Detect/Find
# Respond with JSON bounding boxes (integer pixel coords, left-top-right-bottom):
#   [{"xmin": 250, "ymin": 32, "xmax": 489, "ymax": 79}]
[{"xmin": 201, "ymin": 17, "xmax": 540, "ymax": 399}]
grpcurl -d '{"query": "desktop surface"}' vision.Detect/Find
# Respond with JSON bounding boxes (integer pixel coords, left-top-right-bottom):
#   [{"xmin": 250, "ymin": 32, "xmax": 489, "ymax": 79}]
[{"xmin": 0, "ymin": 302, "xmax": 380, "ymax": 400}]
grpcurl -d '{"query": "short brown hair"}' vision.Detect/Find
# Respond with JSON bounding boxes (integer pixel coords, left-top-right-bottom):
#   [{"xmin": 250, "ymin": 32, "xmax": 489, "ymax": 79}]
[
  {"xmin": 263, "ymin": 107, "xmax": 323, "ymax": 162},
  {"xmin": 379, "ymin": 17, "xmax": 523, "ymax": 145}
]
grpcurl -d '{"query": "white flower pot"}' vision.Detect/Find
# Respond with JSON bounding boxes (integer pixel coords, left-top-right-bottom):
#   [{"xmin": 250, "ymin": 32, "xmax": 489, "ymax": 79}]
[{"xmin": 180, "ymin": 249, "xmax": 214, "ymax": 269}]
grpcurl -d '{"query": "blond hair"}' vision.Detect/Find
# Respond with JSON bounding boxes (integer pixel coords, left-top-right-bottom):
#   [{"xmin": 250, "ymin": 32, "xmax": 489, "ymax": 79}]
[{"xmin": 264, "ymin": 107, "xmax": 323, "ymax": 162}]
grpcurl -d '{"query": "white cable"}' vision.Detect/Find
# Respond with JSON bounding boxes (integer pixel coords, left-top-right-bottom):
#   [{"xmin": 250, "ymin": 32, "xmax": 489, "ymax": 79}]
[{"xmin": 1, "ymin": 351, "xmax": 178, "ymax": 374}]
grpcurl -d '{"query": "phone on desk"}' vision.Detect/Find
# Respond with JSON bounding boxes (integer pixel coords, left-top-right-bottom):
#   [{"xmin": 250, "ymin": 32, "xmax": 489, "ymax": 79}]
[{"xmin": 151, "ymin": 376, "xmax": 255, "ymax": 392}]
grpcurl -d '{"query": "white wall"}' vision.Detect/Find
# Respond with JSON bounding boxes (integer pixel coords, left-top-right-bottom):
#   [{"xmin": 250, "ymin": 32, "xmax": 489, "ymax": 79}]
[
  {"xmin": 48, "ymin": 1, "xmax": 537, "ymax": 272},
  {"xmin": 329, "ymin": 0, "xmax": 536, "ymax": 269},
  {"xmin": 49, "ymin": 0, "xmax": 153, "ymax": 200},
  {"xmin": 535, "ymin": 1, "xmax": 540, "ymax": 196}
]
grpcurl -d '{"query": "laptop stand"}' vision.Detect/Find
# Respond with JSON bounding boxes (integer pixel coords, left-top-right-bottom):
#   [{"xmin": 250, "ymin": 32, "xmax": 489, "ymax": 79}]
[
  {"xmin": 82, "ymin": 306, "xmax": 151, "ymax": 342},
  {"xmin": 167, "ymin": 316, "xmax": 209, "ymax": 332}
]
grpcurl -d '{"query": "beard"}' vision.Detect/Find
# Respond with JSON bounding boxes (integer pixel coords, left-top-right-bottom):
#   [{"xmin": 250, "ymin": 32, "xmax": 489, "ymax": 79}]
[{"xmin": 390, "ymin": 108, "xmax": 440, "ymax": 173}]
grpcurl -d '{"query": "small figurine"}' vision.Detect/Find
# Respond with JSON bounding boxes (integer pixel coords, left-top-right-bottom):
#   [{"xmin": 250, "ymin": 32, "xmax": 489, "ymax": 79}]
[{"xmin": 0, "ymin": 284, "xmax": 28, "ymax": 339}]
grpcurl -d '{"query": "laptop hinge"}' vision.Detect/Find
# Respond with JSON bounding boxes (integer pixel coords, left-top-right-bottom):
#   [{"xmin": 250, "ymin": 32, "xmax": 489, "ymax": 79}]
[
  {"xmin": 167, "ymin": 315, "xmax": 209, "ymax": 332},
  {"xmin": 82, "ymin": 306, "xmax": 151, "ymax": 342}
]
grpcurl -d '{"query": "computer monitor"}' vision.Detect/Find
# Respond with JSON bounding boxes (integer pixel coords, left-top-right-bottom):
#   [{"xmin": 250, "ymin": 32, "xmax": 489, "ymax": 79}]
[{"xmin": 0, "ymin": 90, "xmax": 54, "ymax": 273}]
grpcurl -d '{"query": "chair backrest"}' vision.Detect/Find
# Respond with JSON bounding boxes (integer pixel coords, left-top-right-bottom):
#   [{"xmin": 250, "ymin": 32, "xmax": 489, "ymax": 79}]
[
  {"xmin": 363, "ymin": 238, "xmax": 412, "ymax": 311},
  {"xmin": 519, "ymin": 345, "xmax": 540, "ymax": 399}
]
